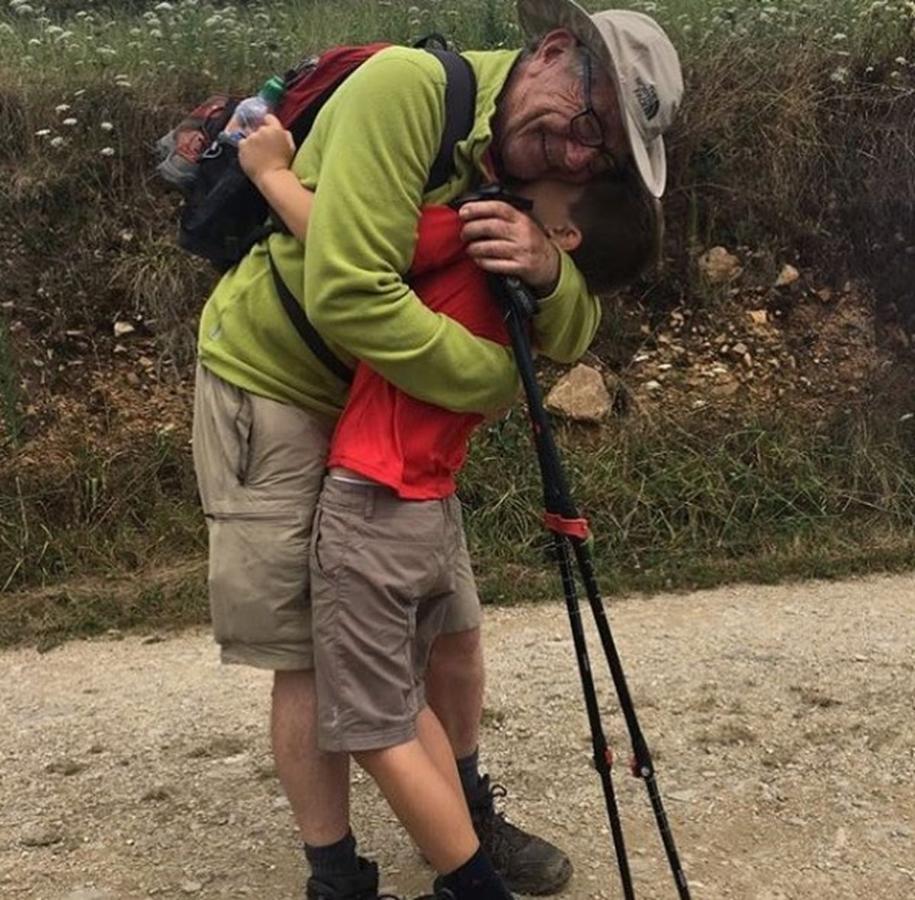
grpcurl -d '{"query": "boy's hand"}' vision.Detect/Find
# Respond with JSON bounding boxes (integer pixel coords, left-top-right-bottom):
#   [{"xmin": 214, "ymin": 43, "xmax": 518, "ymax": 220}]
[
  {"xmin": 458, "ymin": 200, "xmax": 560, "ymax": 295},
  {"xmin": 238, "ymin": 114, "xmax": 295, "ymax": 186}
]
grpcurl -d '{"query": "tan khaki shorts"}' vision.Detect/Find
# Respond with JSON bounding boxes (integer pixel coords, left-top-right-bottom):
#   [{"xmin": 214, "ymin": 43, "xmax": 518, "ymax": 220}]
[
  {"xmin": 192, "ymin": 365, "xmax": 333, "ymax": 670},
  {"xmin": 310, "ymin": 477, "xmax": 482, "ymax": 752}
]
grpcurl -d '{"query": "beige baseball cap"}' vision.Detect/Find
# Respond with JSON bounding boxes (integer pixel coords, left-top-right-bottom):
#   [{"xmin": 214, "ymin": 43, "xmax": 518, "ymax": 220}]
[{"xmin": 517, "ymin": 0, "xmax": 683, "ymax": 197}]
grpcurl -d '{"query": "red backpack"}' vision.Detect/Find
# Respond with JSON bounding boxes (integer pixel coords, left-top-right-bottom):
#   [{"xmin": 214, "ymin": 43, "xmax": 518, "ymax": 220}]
[{"xmin": 158, "ymin": 42, "xmax": 475, "ymax": 270}]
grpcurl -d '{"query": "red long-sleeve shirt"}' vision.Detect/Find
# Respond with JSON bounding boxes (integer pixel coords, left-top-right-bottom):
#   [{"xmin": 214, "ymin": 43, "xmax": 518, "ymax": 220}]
[{"xmin": 328, "ymin": 205, "xmax": 509, "ymax": 499}]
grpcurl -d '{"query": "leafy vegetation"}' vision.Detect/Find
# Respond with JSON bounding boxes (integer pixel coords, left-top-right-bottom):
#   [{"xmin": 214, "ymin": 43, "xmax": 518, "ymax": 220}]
[{"xmin": 1, "ymin": 0, "xmax": 914, "ymax": 643}]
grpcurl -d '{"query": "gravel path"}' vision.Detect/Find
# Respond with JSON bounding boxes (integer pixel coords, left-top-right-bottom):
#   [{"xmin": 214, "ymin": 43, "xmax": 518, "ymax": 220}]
[{"xmin": 1, "ymin": 573, "xmax": 913, "ymax": 900}]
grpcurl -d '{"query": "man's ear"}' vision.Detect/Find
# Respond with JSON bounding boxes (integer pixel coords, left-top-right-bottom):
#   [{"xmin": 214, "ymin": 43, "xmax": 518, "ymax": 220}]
[
  {"xmin": 544, "ymin": 223, "xmax": 582, "ymax": 253},
  {"xmin": 529, "ymin": 29, "xmax": 578, "ymax": 71}
]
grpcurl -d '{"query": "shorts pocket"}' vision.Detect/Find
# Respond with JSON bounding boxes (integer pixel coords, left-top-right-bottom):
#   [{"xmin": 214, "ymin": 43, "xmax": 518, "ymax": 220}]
[
  {"xmin": 310, "ymin": 503, "xmax": 351, "ymax": 579},
  {"xmin": 207, "ymin": 511, "xmax": 311, "ymax": 647}
]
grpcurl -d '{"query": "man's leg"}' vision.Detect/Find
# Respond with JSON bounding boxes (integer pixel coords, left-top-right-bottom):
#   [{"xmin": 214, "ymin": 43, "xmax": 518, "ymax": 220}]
[
  {"xmin": 193, "ymin": 368, "xmax": 377, "ymax": 899},
  {"xmin": 272, "ymin": 669, "xmax": 350, "ymax": 845},
  {"xmin": 425, "ymin": 526, "xmax": 573, "ymax": 897},
  {"xmin": 425, "ymin": 627, "xmax": 485, "ymax": 759}
]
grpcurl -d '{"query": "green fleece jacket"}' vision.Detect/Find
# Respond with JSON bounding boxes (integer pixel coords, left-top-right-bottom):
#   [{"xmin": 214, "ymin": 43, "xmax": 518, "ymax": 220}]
[{"xmin": 198, "ymin": 47, "xmax": 602, "ymax": 420}]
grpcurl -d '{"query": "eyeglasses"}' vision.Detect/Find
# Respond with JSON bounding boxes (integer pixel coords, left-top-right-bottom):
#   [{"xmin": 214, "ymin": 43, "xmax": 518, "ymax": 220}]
[{"xmin": 569, "ymin": 50, "xmax": 618, "ymax": 170}]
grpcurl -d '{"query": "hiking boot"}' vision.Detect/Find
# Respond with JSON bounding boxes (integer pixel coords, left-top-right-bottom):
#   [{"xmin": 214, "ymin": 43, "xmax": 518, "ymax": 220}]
[
  {"xmin": 307, "ymin": 856, "xmax": 400, "ymax": 900},
  {"xmin": 470, "ymin": 776, "xmax": 573, "ymax": 896}
]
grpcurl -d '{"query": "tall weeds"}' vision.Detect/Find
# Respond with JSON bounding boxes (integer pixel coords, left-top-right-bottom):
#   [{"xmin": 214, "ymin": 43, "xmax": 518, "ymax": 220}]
[{"xmin": 0, "ymin": 316, "xmax": 23, "ymax": 449}]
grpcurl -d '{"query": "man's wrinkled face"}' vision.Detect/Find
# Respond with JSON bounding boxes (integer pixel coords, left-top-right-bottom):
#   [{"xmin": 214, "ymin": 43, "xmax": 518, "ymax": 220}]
[{"xmin": 498, "ymin": 32, "xmax": 628, "ymax": 185}]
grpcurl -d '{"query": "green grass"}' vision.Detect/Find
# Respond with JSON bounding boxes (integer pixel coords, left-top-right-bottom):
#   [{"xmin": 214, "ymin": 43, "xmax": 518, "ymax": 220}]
[
  {"xmin": 0, "ymin": 0, "xmax": 914, "ymax": 644},
  {"xmin": 0, "ymin": 315, "xmax": 23, "ymax": 450},
  {"xmin": 462, "ymin": 403, "xmax": 915, "ymax": 601},
  {"xmin": 4, "ymin": 404, "xmax": 915, "ymax": 647},
  {"xmin": 0, "ymin": 430, "xmax": 204, "ymax": 595}
]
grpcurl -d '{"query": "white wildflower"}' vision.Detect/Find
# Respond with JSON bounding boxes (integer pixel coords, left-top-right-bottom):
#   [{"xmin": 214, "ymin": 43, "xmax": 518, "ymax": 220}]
[
  {"xmin": 45, "ymin": 24, "xmax": 63, "ymax": 35},
  {"xmin": 34, "ymin": 128, "xmax": 51, "ymax": 136},
  {"xmin": 14, "ymin": 3, "xmax": 34, "ymax": 15},
  {"xmin": 830, "ymin": 66, "xmax": 849, "ymax": 83},
  {"xmin": 832, "ymin": 32, "xmax": 848, "ymax": 41},
  {"xmin": 73, "ymin": 89, "xmax": 85, "ymax": 97},
  {"xmin": 154, "ymin": 2, "xmax": 173, "ymax": 10},
  {"xmin": 100, "ymin": 146, "xmax": 116, "ymax": 157},
  {"xmin": 27, "ymin": 37, "xmax": 40, "ymax": 45},
  {"xmin": 55, "ymin": 103, "xmax": 71, "ymax": 113},
  {"xmin": 49, "ymin": 136, "xmax": 65, "ymax": 148},
  {"xmin": 894, "ymin": 56, "xmax": 908, "ymax": 66},
  {"xmin": 0, "ymin": 23, "xmax": 13, "ymax": 35},
  {"xmin": 149, "ymin": 28, "xmax": 163, "ymax": 39},
  {"xmin": 100, "ymin": 121, "xmax": 114, "ymax": 131},
  {"xmin": 62, "ymin": 117, "xmax": 78, "ymax": 126}
]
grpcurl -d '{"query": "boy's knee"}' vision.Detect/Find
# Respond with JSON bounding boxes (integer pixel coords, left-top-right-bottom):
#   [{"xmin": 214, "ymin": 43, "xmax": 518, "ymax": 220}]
[{"xmin": 353, "ymin": 745, "xmax": 395, "ymax": 776}]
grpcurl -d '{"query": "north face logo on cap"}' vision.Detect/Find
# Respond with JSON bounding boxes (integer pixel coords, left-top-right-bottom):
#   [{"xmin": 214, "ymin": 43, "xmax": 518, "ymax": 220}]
[{"xmin": 634, "ymin": 76, "xmax": 660, "ymax": 121}]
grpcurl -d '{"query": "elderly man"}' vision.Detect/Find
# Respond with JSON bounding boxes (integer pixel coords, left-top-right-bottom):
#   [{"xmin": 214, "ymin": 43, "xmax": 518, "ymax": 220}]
[{"xmin": 191, "ymin": 1, "xmax": 682, "ymax": 898}]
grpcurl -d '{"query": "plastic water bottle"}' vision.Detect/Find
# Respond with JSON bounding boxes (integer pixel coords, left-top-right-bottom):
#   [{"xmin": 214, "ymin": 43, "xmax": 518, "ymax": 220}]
[{"xmin": 220, "ymin": 75, "xmax": 285, "ymax": 145}]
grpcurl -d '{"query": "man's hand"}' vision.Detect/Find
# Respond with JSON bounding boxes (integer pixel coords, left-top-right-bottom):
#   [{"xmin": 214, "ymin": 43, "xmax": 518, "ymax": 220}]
[
  {"xmin": 238, "ymin": 114, "xmax": 295, "ymax": 188},
  {"xmin": 458, "ymin": 200, "xmax": 560, "ymax": 294}
]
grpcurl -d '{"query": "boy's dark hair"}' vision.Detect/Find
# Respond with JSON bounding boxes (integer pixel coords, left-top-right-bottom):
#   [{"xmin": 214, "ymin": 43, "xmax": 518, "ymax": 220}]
[{"xmin": 568, "ymin": 171, "xmax": 663, "ymax": 293}]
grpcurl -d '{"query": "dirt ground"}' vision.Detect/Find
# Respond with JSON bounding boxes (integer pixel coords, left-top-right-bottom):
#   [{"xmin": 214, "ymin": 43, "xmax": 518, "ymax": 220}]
[{"xmin": 1, "ymin": 573, "xmax": 913, "ymax": 900}]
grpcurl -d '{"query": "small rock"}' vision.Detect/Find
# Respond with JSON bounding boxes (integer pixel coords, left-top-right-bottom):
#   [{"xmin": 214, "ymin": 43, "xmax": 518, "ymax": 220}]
[
  {"xmin": 748, "ymin": 309, "xmax": 768, "ymax": 326},
  {"xmin": 46, "ymin": 759, "xmax": 85, "ymax": 776},
  {"xmin": 62, "ymin": 891, "xmax": 118, "ymax": 900},
  {"xmin": 140, "ymin": 786, "xmax": 171, "ymax": 803},
  {"xmin": 544, "ymin": 364, "xmax": 611, "ymax": 423},
  {"xmin": 113, "ymin": 321, "xmax": 135, "ymax": 337},
  {"xmin": 180, "ymin": 881, "xmax": 203, "ymax": 894},
  {"xmin": 20, "ymin": 825, "xmax": 63, "ymax": 847},
  {"xmin": 775, "ymin": 264, "xmax": 800, "ymax": 287},
  {"xmin": 711, "ymin": 380, "xmax": 740, "ymax": 399},
  {"xmin": 698, "ymin": 246, "xmax": 742, "ymax": 284},
  {"xmin": 643, "ymin": 380, "xmax": 663, "ymax": 393}
]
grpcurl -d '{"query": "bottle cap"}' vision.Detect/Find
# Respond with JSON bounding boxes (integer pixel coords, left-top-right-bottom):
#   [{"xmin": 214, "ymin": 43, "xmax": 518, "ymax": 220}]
[{"xmin": 260, "ymin": 75, "xmax": 285, "ymax": 106}]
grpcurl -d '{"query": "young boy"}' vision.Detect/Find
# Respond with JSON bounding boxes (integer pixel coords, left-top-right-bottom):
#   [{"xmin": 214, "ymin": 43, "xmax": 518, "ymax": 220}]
[{"xmin": 239, "ymin": 115, "xmax": 660, "ymax": 900}]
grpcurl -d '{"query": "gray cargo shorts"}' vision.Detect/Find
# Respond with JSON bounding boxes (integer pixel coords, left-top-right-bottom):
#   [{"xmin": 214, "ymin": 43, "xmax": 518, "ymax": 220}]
[{"xmin": 310, "ymin": 475, "xmax": 481, "ymax": 752}]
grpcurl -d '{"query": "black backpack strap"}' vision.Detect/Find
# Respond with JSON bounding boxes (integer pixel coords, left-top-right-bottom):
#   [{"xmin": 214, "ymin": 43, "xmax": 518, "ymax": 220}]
[
  {"xmin": 424, "ymin": 49, "xmax": 477, "ymax": 192},
  {"xmin": 268, "ymin": 251, "xmax": 353, "ymax": 384},
  {"xmin": 275, "ymin": 47, "xmax": 476, "ymax": 382}
]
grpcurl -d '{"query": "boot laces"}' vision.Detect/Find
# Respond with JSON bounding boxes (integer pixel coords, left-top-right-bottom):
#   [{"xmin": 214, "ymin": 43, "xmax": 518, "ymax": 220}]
[{"xmin": 474, "ymin": 781, "xmax": 533, "ymax": 859}]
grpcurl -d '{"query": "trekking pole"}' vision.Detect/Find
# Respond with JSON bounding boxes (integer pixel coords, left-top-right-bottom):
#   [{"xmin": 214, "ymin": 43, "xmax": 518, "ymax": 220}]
[{"xmin": 490, "ymin": 274, "xmax": 691, "ymax": 900}]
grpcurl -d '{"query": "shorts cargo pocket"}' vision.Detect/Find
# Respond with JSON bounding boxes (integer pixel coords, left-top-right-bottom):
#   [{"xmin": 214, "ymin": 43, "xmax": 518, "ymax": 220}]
[{"xmin": 207, "ymin": 510, "xmax": 312, "ymax": 648}]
